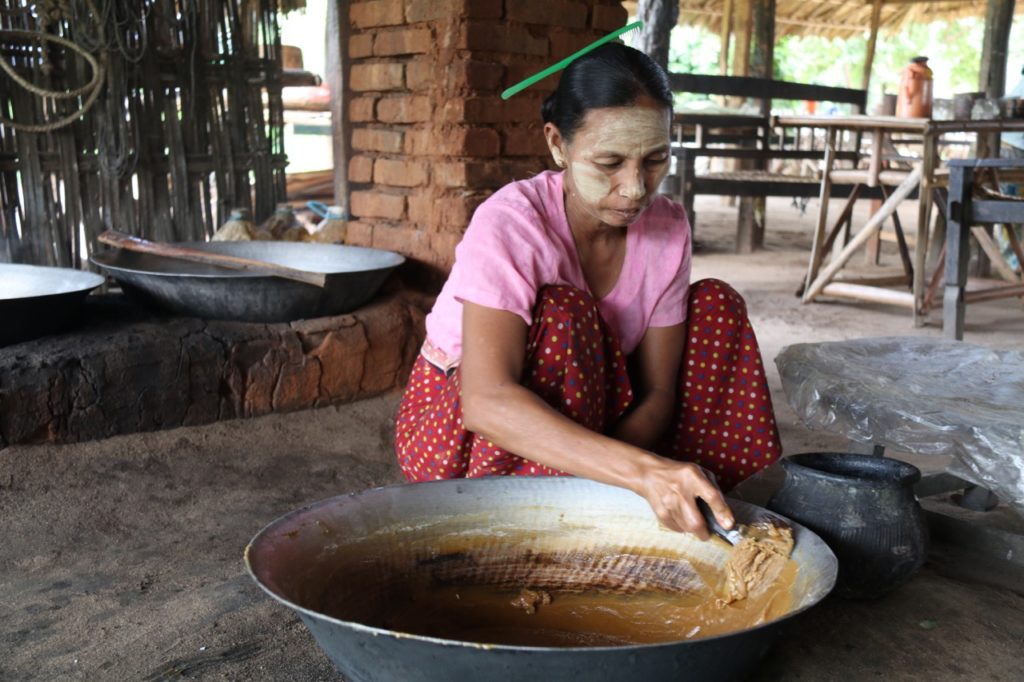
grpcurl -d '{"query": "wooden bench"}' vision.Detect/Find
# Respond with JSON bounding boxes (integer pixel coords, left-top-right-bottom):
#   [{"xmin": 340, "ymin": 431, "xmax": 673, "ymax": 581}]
[{"xmin": 666, "ymin": 74, "xmax": 869, "ymax": 252}]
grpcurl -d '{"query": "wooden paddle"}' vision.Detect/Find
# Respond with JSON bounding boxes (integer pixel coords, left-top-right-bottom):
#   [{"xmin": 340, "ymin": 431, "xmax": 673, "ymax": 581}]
[{"xmin": 98, "ymin": 230, "xmax": 327, "ymax": 288}]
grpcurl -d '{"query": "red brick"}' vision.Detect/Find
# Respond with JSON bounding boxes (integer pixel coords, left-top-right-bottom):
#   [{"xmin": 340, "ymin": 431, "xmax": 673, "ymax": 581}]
[
  {"xmin": 592, "ymin": 3, "xmax": 629, "ymax": 31},
  {"xmin": 502, "ymin": 126, "xmax": 551, "ymax": 156},
  {"xmin": 344, "ymin": 220, "xmax": 374, "ymax": 247},
  {"xmin": 350, "ymin": 190, "xmax": 407, "ymax": 220},
  {"xmin": 405, "ymin": 0, "xmax": 457, "ymax": 23},
  {"xmin": 374, "ymin": 158, "xmax": 429, "ymax": 187},
  {"xmin": 406, "ymin": 61, "xmax": 435, "ymax": 91},
  {"xmin": 430, "ymin": 230, "xmax": 463, "ymax": 271},
  {"xmin": 350, "ymin": 63, "xmax": 405, "ymax": 92},
  {"xmin": 406, "ymin": 191, "xmax": 484, "ymax": 231},
  {"xmin": 348, "ymin": 155, "xmax": 374, "ymax": 183},
  {"xmin": 349, "ymin": 96, "xmax": 376, "ymax": 122},
  {"xmin": 372, "ymin": 225, "xmax": 428, "ymax": 255},
  {"xmin": 431, "ymin": 194, "xmax": 488, "ymax": 229},
  {"xmin": 352, "ymin": 127, "xmax": 404, "ymax": 153},
  {"xmin": 406, "ymin": 0, "xmax": 502, "ymax": 23},
  {"xmin": 350, "ymin": 0, "xmax": 403, "ymax": 28},
  {"xmin": 373, "ymin": 28, "xmax": 432, "ymax": 56},
  {"xmin": 448, "ymin": 61, "xmax": 504, "ymax": 92},
  {"xmin": 464, "ymin": 0, "xmax": 504, "ymax": 20},
  {"xmin": 348, "ymin": 33, "xmax": 374, "ymax": 59},
  {"xmin": 434, "ymin": 160, "xmax": 545, "ymax": 189},
  {"xmin": 404, "ymin": 126, "xmax": 500, "ymax": 157},
  {"xmin": 507, "ymin": 0, "xmax": 587, "ymax": 28},
  {"xmin": 408, "ymin": 193, "xmax": 433, "ymax": 226},
  {"xmin": 458, "ymin": 21, "xmax": 549, "ymax": 56},
  {"xmin": 504, "ymin": 63, "xmax": 558, "ymax": 93},
  {"xmin": 376, "ymin": 95, "xmax": 432, "ymax": 123},
  {"xmin": 444, "ymin": 96, "xmax": 544, "ymax": 124},
  {"xmin": 550, "ymin": 28, "xmax": 599, "ymax": 59}
]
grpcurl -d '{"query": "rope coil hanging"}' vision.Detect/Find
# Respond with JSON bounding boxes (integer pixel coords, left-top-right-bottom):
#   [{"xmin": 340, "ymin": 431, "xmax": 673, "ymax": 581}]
[{"xmin": 0, "ymin": 0, "xmax": 106, "ymax": 132}]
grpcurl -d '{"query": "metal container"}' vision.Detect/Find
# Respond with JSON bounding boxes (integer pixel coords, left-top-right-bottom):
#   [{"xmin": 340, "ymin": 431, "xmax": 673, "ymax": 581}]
[
  {"xmin": 246, "ymin": 477, "xmax": 838, "ymax": 682},
  {"xmin": 91, "ymin": 241, "xmax": 404, "ymax": 323},
  {"xmin": 0, "ymin": 263, "xmax": 105, "ymax": 346}
]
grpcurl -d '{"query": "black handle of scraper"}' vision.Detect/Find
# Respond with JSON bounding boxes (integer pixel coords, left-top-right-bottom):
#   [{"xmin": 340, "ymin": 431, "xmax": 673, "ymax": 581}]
[{"xmin": 696, "ymin": 498, "xmax": 741, "ymax": 546}]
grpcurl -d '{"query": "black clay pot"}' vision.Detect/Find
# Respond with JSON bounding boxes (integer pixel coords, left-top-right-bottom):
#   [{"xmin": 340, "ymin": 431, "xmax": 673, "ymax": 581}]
[{"xmin": 767, "ymin": 453, "xmax": 928, "ymax": 599}]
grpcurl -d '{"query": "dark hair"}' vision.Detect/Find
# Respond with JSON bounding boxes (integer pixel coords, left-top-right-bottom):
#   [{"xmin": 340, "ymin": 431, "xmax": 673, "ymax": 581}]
[{"xmin": 541, "ymin": 42, "xmax": 673, "ymax": 142}]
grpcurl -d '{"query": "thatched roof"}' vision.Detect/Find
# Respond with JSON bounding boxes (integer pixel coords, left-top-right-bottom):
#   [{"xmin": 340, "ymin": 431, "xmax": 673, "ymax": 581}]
[{"xmin": 625, "ymin": 1, "xmax": 1024, "ymax": 39}]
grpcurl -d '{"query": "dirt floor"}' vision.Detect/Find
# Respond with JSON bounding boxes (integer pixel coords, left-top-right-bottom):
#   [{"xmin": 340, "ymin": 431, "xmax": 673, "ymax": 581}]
[{"xmin": 2, "ymin": 195, "xmax": 1023, "ymax": 681}]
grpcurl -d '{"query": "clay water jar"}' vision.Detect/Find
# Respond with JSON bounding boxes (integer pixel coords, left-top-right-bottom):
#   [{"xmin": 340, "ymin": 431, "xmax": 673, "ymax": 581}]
[
  {"xmin": 896, "ymin": 56, "xmax": 934, "ymax": 119},
  {"xmin": 767, "ymin": 453, "xmax": 928, "ymax": 600}
]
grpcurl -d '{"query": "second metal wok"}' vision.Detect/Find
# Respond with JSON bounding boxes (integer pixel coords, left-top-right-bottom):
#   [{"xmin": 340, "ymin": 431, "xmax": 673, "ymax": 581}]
[
  {"xmin": 91, "ymin": 241, "xmax": 404, "ymax": 323},
  {"xmin": 0, "ymin": 263, "xmax": 105, "ymax": 346},
  {"xmin": 246, "ymin": 477, "xmax": 838, "ymax": 682}
]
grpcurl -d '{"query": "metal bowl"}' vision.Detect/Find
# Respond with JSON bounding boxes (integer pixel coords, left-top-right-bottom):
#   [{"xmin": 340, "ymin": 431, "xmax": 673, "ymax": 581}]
[
  {"xmin": 90, "ymin": 241, "xmax": 405, "ymax": 323},
  {"xmin": 0, "ymin": 263, "xmax": 105, "ymax": 346},
  {"xmin": 246, "ymin": 477, "xmax": 837, "ymax": 682}
]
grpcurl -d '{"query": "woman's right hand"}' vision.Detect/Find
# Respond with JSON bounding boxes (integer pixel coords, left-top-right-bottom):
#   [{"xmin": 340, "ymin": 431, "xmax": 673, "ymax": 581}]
[{"xmin": 634, "ymin": 457, "xmax": 735, "ymax": 540}]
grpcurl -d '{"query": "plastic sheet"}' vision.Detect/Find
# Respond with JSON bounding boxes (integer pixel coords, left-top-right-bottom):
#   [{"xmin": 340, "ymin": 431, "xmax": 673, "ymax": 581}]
[{"xmin": 775, "ymin": 337, "xmax": 1024, "ymax": 514}]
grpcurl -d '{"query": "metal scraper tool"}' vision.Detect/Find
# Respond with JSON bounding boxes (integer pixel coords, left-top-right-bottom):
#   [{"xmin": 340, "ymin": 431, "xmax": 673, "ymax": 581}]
[{"xmin": 696, "ymin": 498, "xmax": 743, "ymax": 546}]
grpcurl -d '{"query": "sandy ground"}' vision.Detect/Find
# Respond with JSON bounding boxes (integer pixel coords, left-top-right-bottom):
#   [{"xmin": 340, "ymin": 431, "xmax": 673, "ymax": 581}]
[{"xmin": 2, "ymin": 195, "xmax": 1023, "ymax": 681}]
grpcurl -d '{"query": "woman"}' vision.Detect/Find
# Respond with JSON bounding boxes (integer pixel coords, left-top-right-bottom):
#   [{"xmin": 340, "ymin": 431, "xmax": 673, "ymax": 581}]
[{"xmin": 395, "ymin": 43, "xmax": 782, "ymax": 539}]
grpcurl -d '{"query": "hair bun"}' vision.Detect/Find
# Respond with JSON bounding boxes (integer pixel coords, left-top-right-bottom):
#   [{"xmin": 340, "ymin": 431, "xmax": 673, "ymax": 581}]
[{"xmin": 541, "ymin": 92, "xmax": 557, "ymax": 123}]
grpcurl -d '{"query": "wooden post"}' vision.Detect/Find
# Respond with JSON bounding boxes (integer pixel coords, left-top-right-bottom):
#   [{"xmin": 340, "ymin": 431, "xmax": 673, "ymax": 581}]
[
  {"xmin": 804, "ymin": 129, "xmax": 838, "ymax": 294},
  {"xmin": 636, "ymin": 0, "xmax": 680, "ymax": 70},
  {"xmin": 732, "ymin": 1, "xmax": 753, "ymax": 80},
  {"xmin": 943, "ymin": 164, "xmax": 973, "ymax": 340},
  {"xmin": 862, "ymin": 0, "xmax": 882, "ymax": 93},
  {"xmin": 719, "ymin": 0, "xmax": 734, "ymax": 76},
  {"xmin": 859, "ymin": 2, "xmax": 883, "ymax": 265},
  {"xmin": 750, "ymin": 0, "xmax": 775, "ymax": 83},
  {"xmin": 327, "ymin": 0, "xmax": 351, "ymax": 218},
  {"xmin": 736, "ymin": 0, "xmax": 774, "ymax": 253},
  {"xmin": 979, "ymin": 0, "xmax": 1016, "ymax": 98}
]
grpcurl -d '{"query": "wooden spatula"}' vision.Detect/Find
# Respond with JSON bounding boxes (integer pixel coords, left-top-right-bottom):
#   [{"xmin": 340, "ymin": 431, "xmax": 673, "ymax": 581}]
[{"xmin": 98, "ymin": 230, "xmax": 326, "ymax": 288}]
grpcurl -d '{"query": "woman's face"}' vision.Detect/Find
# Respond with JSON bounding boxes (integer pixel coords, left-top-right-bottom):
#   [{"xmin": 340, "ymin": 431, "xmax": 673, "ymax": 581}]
[{"xmin": 546, "ymin": 96, "xmax": 672, "ymax": 228}]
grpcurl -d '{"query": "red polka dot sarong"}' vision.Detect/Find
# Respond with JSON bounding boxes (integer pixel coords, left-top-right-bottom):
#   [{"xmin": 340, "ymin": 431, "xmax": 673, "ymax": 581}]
[{"xmin": 395, "ymin": 279, "xmax": 782, "ymax": 490}]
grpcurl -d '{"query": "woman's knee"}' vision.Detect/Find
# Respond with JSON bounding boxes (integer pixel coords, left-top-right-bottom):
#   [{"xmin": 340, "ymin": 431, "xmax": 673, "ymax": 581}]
[
  {"xmin": 533, "ymin": 285, "xmax": 598, "ymax": 322},
  {"xmin": 689, "ymin": 278, "xmax": 748, "ymax": 320}
]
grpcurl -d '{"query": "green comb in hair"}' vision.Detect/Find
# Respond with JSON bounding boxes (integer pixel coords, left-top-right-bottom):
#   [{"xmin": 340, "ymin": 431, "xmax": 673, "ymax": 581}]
[{"xmin": 501, "ymin": 20, "xmax": 644, "ymax": 100}]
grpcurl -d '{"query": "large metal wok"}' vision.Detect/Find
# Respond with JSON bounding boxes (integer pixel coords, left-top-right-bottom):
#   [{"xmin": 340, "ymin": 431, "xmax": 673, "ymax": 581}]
[
  {"xmin": 90, "ymin": 241, "xmax": 404, "ymax": 323},
  {"xmin": 0, "ymin": 263, "xmax": 105, "ymax": 346},
  {"xmin": 246, "ymin": 477, "xmax": 837, "ymax": 681}
]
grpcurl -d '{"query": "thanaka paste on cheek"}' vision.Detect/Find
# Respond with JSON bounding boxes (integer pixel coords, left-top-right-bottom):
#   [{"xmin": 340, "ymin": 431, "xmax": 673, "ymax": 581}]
[{"xmin": 570, "ymin": 160, "xmax": 612, "ymax": 204}]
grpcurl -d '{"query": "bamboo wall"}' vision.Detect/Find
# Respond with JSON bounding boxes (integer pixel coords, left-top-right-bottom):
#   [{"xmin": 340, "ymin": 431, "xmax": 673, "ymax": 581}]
[{"xmin": 0, "ymin": 0, "xmax": 288, "ymax": 268}]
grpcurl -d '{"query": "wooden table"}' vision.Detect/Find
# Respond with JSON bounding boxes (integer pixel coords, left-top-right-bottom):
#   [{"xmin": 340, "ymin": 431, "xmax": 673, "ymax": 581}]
[
  {"xmin": 944, "ymin": 157, "xmax": 1024, "ymax": 339},
  {"xmin": 771, "ymin": 114, "xmax": 1024, "ymax": 325}
]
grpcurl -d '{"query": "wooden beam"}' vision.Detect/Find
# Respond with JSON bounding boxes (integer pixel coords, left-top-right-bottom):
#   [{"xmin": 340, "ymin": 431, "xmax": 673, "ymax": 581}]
[
  {"xmin": 720, "ymin": 0, "xmax": 734, "ymax": 75},
  {"xmin": 964, "ymin": 283, "xmax": 1024, "ymax": 303},
  {"xmin": 862, "ymin": 0, "xmax": 882, "ymax": 92},
  {"xmin": 971, "ymin": 226, "xmax": 1022, "ymax": 282},
  {"xmin": 327, "ymin": 0, "xmax": 352, "ymax": 217},
  {"xmin": 682, "ymin": 7, "xmax": 863, "ymax": 33},
  {"xmin": 668, "ymin": 74, "xmax": 866, "ymax": 108},
  {"xmin": 979, "ymin": 0, "xmax": 1015, "ymax": 97},
  {"xmin": 750, "ymin": 0, "xmax": 775, "ymax": 80},
  {"xmin": 820, "ymin": 282, "xmax": 916, "ymax": 308},
  {"xmin": 805, "ymin": 165, "xmax": 923, "ymax": 302},
  {"xmin": 732, "ymin": 1, "xmax": 753, "ymax": 78}
]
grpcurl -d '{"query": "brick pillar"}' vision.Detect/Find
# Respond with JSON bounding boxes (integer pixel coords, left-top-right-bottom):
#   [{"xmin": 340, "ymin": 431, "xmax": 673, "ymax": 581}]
[{"xmin": 344, "ymin": 0, "xmax": 629, "ymax": 288}]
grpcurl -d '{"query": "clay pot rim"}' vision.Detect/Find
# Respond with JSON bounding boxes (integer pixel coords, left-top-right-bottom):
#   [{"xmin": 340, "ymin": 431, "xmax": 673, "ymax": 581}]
[{"xmin": 781, "ymin": 452, "xmax": 921, "ymax": 487}]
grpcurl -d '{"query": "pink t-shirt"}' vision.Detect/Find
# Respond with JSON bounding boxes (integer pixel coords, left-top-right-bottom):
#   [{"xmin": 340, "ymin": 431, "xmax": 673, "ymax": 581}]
[{"xmin": 423, "ymin": 170, "xmax": 691, "ymax": 369}]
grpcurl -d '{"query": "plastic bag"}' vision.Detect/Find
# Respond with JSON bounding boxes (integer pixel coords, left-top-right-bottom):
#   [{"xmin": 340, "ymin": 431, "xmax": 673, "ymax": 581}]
[{"xmin": 775, "ymin": 337, "xmax": 1024, "ymax": 514}]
